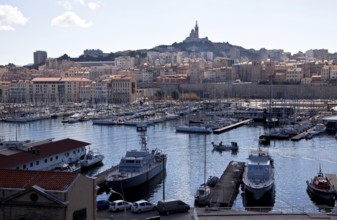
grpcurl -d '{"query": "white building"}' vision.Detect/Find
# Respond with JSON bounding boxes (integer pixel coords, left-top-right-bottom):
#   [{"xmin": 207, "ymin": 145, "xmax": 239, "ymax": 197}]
[{"xmin": 115, "ymin": 56, "xmax": 136, "ymax": 70}]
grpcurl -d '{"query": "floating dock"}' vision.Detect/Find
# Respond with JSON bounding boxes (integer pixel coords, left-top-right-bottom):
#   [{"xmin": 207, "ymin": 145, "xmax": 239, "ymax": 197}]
[
  {"xmin": 204, "ymin": 161, "xmax": 245, "ymax": 207},
  {"xmin": 213, "ymin": 119, "xmax": 252, "ymax": 134}
]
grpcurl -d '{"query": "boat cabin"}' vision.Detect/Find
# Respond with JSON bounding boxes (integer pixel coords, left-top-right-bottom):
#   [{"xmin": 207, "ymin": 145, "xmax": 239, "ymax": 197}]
[
  {"xmin": 247, "ymin": 161, "xmax": 271, "ymax": 183},
  {"xmin": 119, "ymin": 150, "xmax": 154, "ymax": 173}
]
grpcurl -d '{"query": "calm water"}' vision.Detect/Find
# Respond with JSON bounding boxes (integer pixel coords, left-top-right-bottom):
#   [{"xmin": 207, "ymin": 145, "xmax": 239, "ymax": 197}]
[{"xmin": 1, "ymin": 117, "xmax": 337, "ymax": 212}]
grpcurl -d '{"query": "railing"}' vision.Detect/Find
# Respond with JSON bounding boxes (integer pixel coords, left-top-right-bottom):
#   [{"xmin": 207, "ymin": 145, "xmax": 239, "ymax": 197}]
[{"xmin": 198, "ymin": 205, "xmax": 335, "ymax": 215}]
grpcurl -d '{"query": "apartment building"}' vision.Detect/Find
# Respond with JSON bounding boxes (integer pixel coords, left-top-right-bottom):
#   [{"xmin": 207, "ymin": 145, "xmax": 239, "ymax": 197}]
[
  {"xmin": 33, "ymin": 50, "xmax": 48, "ymax": 65},
  {"xmin": 79, "ymin": 75, "xmax": 136, "ymax": 104},
  {"xmin": 286, "ymin": 68, "xmax": 303, "ymax": 83},
  {"xmin": 31, "ymin": 77, "xmax": 92, "ymax": 104},
  {"xmin": 8, "ymin": 80, "xmax": 30, "ymax": 103},
  {"xmin": 115, "ymin": 56, "xmax": 136, "ymax": 70}
]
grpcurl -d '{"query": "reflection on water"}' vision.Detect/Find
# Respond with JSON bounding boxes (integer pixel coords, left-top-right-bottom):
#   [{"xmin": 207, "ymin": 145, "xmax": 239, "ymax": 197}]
[
  {"xmin": 306, "ymin": 189, "xmax": 335, "ymax": 213},
  {"xmin": 99, "ymin": 172, "xmax": 166, "ymax": 203}
]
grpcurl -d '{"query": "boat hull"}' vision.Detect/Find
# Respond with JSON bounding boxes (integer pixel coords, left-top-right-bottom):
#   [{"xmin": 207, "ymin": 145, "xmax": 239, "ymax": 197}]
[
  {"xmin": 105, "ymin": 159, "xmax": 166, "ymax": 192},
  {"xmin": 306, "ymin": 181, "xmax": 335, "ymax": 202},
  {"xmin": 243, "ymin": 181, "xmax": 274, "ymax": 200}
]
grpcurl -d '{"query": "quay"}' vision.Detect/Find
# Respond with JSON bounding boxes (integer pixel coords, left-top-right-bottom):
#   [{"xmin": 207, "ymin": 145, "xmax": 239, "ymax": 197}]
[
  {"xmin": 326, "ymin": 173, "xmax": 337, "ymax": 196},
  {"xmin": 95, "ymin": 165, "xmax": 119, "ymax": 189},
  {"xmin": 213, "ymin": 119, "xmax": 252, "ymax": 134},
  {"xmin": 205, "ymin": 161, "xmax": 245, "ymax": 207}
]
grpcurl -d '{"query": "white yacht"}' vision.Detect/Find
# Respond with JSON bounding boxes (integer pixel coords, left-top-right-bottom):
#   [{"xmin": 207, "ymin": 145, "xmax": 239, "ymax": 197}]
[{"xmin": 242, "ymin": 147, "xmax": 274, "ymax": 200}]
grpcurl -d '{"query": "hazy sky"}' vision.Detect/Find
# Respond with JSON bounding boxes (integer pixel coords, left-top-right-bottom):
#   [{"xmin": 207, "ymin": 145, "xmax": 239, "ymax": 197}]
[{"xmin": 1, "ymin": 0, "xmax": 337, "ymax": 66}]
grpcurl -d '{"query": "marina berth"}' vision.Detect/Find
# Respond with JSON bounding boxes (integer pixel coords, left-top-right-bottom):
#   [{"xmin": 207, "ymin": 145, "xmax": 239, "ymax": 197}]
[{"xmin": 242, "ymin": 147, "xmax": 275, "ymax": 200}]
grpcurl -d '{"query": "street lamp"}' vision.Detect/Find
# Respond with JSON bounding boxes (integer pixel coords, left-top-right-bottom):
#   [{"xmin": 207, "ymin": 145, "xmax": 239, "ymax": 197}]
[{"xmin": 110, "ymin": 189, "xmax": 127, "ymax": 220}]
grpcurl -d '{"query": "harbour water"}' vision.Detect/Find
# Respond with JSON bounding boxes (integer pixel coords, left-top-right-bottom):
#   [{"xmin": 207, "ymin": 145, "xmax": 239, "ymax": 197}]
[{"xmin": 1, "ymin": 117, "xmax": 337, "ymax": 212}]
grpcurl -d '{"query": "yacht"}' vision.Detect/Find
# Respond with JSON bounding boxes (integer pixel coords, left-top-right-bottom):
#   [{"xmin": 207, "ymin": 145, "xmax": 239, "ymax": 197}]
[
  {"xmin": 242, "ymin": 147, "xmax": 274, "ymax": 200},
  {"xmin": 104, "ymin": 125, "xmax": 167, "ymax": 192}
]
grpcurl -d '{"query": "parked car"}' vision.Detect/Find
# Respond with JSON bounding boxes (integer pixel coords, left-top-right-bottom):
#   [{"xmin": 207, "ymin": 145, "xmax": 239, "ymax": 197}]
[
  {"xmin": 157, "ymin": 199, "xmax": 190, "ymax": 215},
  {"xmin": 109, "ymin": 200, "xmax": 132, "ymax": 212},
  {"xmin": 96, "ymin": 200, "xmax": 110, "ymax": 211},
  {"xmin": 131, "ymin": 199, "xmax": 156, "ymax": 213}
]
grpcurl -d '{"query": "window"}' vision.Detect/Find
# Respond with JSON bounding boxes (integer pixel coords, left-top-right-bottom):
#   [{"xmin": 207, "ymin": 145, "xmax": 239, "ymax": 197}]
[
  {"xmin": 30, "ymin": 163, "xmax": 33, "ymax": 167},
  {"xmin": 36, "ymin": 161, "xmax": 39, "ymax": 165}
]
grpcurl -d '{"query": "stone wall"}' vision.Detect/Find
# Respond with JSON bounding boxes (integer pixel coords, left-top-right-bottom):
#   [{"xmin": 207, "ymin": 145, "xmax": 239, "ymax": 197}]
[{"xmin": 156, "ymin": 82, "xmax": 337, "ymax": 100}]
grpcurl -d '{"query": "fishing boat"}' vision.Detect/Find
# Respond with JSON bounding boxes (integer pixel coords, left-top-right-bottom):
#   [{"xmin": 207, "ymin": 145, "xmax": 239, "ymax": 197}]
[
  {"xmin": 306, "ymin": 165, "xmax": 336, "ymax": 202},
  {"xmin": 242, "ymin": 146, "xmax": 275, "ymax": 200},
  {"xmin": 104, "ymin": 125, "xmax": 167, "ymax": 192},
  {"xmin": 211, "ymin": 141, "xmax": 238, "ymax": 151},
  {"xmin": 80, "ymin": 150, "xmax": 104, "ymax": 170}
]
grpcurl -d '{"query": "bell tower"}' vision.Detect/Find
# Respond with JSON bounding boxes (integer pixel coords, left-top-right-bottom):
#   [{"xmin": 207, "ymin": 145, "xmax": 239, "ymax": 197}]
[{"xmin": 195, "ymin": 20, "xmax": 199, "ymax": 38}]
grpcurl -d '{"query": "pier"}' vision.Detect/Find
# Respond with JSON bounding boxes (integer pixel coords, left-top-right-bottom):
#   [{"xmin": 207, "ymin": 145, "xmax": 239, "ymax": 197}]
[
  {"xmin": 326, "ymin": 173, "xmax": 337, "ymax": 196},
  {"xmin": 213, "ymin": 119, "xmax": 252, "ymax": 134},
  {"xmin": 205, "ymin": 161, "xmax": 245, "ymax": 207},
  {"xmin": 290, "ymin": 127, "xmax": 314, "ymax": 141},
  {"xmin": 95, "ymin": 165, "xmax": 119, "ymax": 188}
]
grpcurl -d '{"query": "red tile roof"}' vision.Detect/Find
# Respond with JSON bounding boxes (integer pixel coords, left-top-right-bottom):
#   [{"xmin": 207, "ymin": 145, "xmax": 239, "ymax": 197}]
[
  {"xmin": 0, "ymin": 138, "xmax": 90, "ymax": 169},
  {"xmin": 0, "ymin": 169, "xmax": 79, "ymax": 191}
]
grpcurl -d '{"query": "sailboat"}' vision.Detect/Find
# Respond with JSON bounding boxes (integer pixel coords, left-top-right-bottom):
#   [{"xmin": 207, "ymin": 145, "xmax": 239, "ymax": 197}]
[{"xmin": 194, "ymin": 135, "xmax": 211, "ymax": 205}]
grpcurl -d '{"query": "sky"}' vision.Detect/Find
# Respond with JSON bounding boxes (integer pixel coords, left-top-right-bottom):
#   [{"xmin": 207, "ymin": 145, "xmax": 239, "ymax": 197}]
[{"xmin": 1, "ymin": 0, "xmax": 337, "ymax": 66}]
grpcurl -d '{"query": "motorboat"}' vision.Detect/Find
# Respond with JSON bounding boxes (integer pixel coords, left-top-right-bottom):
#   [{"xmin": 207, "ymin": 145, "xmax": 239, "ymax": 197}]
[
  {"xmin": 80, "ymin": 150, "xmax": 104, "ymax": 170},
  {"xmin": 242, "ymin": 147, "xmax": 275, "ymax": 200},
  {"xmin": 176, "ymin": 119, "xmax": 212, "ymax": 134},
  {"xmin": 53, "ymin": 162, "xmax": 81, "ymax": 172},
  {"xmin": 104, "ymin": 125, "xmax": 167, "ymax": 192},
  {"xmin": 194, "ymin": 184, "xmax": 211, "ymax": 205},
  {"xmin": 306, "ymin": 165, "xmax": 336, "ymax": 202},
  {"xmin": 211, "ymin": 141, "xmax": 238, "ymax": 151},
  {"xmin": 176, "ymin": 124, "xmax": 212, "ymax": 134}
]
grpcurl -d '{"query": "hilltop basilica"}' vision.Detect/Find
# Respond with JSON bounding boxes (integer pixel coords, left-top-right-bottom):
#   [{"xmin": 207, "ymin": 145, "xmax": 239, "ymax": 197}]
[{"xmin": 184, "ymin": 21, "xmax": 209, "ymax": 43}]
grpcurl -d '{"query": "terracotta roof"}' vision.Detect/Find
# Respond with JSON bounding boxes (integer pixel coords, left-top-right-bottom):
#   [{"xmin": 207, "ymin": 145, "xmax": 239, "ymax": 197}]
[
  {"xmin": 0, "ymin": 169, "xmax": 79, "ymax": 191},
  {"xmin": 0, "ymin": 138, "xmax": 90, "ymax": 169}
]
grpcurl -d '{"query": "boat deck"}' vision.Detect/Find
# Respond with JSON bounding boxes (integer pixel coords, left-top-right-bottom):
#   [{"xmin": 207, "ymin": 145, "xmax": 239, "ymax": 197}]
[
  {"xmin": 205, "ymin": 161, "xmax": 245, "ymax": 207},
  {"xmin": 213, "ymin": 119, "xmax": 252, "ymax": 134},
  {"xmin": 326, "ymin": 173, "xmax": 337, "ymax": 195}
]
